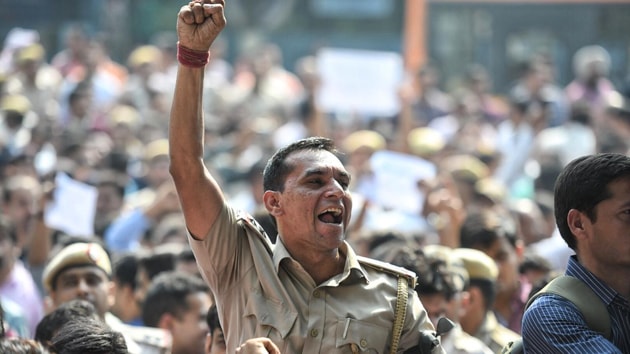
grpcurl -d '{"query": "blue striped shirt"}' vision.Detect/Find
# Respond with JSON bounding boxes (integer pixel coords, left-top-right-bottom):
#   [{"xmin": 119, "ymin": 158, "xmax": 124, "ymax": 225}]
[{"xmin": 522, "ymin": 255, "xmax": 630, "ymax": 353}]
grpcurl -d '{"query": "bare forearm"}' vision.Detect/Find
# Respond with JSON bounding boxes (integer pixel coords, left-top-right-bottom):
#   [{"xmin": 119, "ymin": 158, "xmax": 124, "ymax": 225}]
[{"xmin": 169, "ymin": 66, "xmax": 205, "ymax": 169}]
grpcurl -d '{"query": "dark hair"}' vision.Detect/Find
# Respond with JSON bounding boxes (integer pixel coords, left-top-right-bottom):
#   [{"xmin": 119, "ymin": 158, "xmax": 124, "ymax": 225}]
[
  {"xmin": 262, "ymin": 137, "xmax": 337, "ymax": 192},
  {"xmin": 518, "ymin": 253, "xmax": 552, "ymax": 275},
  {"xmin": 469, "ymin": 279, "xmax": 496, "ymax": 311},
  {"xmin": 50, "ymin": 318, "xmax": 128, "ymax": 354},
  {"xmin": 460, "ymin": 209, "xmax": 517, "ymax": 250},
  {"xmin": 112, "ymin": 253, "xmax": 138, "ymax": 291},
  {"xmin": 206, "ymin": 304, "xmax": 221, "ymax": 333},
  {"xmin": 138, "ymin": 250, "xmax": 176, "ymax": 281},
  {"xmin": 554, "ymin": 153, "xmax": 630, "ymax": 250},
  {"xmin": 390, "ymin": 247, "xmax": 459, "ymax": 301},
  {"xmin": 0, "ymin": 338, "xmax": 50, "ymax": 354},
  {"xmin": 35, "ymin": 299, "xmax": 99, "ymax": 346},
  {"xmin": 418, "ymin": 259, "xmax": 459, "ymax": 301},
  {"xmin": 142, "ymin": 271, "xmax": 209, "ymax": 327}
]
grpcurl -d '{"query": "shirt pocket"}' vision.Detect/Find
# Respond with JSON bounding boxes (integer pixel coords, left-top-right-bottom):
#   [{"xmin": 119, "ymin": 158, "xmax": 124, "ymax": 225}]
[
  {"xmin": 243, "ymin": 291, "xmax": 298, "ymax": 342},
  {"xmin": 334, "ymin": 318, "xmax": 389, "ymax": 353}
]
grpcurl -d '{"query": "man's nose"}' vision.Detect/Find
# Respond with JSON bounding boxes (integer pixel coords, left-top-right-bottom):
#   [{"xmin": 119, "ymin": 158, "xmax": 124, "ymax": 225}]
[
  {"xmin": 325, "ymin": 180, "xmax": 345, "ymax": 198},
  {"xmin": 76, "ymin": 279, "xmax": 90, "ymax": 296}
]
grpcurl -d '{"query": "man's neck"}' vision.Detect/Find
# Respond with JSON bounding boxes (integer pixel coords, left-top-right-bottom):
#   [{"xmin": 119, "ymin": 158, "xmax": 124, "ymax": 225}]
[{"xmin": 579, "ymin": 254, "xmax": 630, "ymax": 301}]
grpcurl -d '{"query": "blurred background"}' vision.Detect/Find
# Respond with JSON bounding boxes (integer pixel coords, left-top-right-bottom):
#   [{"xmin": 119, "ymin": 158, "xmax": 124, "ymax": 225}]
[{"xmin": 2, "ymin": 0, "xmax": 630, "ymax": 92}]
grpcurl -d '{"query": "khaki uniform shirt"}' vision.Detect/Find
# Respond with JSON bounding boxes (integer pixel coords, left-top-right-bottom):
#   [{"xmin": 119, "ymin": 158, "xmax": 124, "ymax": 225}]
[
  {"xmin": 190, "ymin": 205, "xmax": 443, "ymax": 354},
  {"xmin": 440, "ymin": 325, "xmax": 494, "ymax": 354},
  {"xmin": 474, "ymin": 312, "xmax": 521, "ymax": 354}
]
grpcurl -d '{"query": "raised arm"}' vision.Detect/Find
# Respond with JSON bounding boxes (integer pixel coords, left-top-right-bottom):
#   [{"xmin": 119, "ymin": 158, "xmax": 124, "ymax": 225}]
[{"xmin": 169, "ymin": 0, "xmax": 227, "ymax": 239}]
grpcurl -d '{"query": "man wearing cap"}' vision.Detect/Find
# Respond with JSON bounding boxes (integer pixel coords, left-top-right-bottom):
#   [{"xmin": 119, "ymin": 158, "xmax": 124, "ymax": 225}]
[
  {"xmin": 0, "ymin": 93, "xmax": 34, "ymax": 158},
  {"xmin": 453, "ymin": 248, "xmax": 520, "ymax": 353},
  {"xmin": 43, "ymin": 241, "xmax": 172, "ymax": 354},
  {"xmin": 5, "ymin": 42, "xmax": 63, "ymax": 122},
  {"xmin": 389, "ymin": 244, "xmax": 494, "ymax": 354}
]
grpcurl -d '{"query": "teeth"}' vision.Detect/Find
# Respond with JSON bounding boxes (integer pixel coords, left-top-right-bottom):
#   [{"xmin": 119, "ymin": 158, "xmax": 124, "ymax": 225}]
[{"xmin": 320, "ymin": 208, "xmax": 342, "ymax": 216}]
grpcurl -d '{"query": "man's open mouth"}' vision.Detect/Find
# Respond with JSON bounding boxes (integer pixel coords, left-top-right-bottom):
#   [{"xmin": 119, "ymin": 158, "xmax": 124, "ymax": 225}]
[{"xmin": 318, "ymin": 208, "xmax": 343, "ymax": 224}]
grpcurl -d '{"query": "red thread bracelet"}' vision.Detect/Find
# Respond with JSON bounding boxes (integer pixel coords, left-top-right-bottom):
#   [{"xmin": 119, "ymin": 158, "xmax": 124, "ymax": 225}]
[{"xmin": 177, "ymin": 42, "xmax": 210, "ymax": 68}]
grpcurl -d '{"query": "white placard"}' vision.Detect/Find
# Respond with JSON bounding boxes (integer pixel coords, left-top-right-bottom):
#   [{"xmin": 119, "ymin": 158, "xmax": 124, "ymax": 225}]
[
  {"xmin": 368, "ymin": 150, "xmax": 436, "ymax": 214},
  {"xmin": 316, "ymin": 47, "xmax": 403, "ymax": 117},
  {"xmin": 45, "ymin": 172, "xmax": 98, "ymax": 237}
]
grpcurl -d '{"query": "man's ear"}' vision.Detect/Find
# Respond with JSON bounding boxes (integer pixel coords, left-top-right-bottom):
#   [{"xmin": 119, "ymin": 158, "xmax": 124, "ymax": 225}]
[
  {"xmin": 107, "ymin": 280, "xmax": 116, "ymax": 308},
  {"xmin": 567, "ymin": 209, "xmax": 587, "ymax": 240},
  {"xmin": 263, "ymin": 191, "xmax": 283, "ymax": 217},
  {"xmin": 158, "ymin": 313, "xmax": 175, "ymax": 331}
]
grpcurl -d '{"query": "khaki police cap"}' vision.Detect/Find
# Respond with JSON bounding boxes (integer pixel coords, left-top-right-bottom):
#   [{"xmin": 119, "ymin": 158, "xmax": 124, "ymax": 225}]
[
  {"xmin": 407, "ymin": 127, "xmax": 445, "ymax": 157},
  {"xmin": 43, "ymin": 242, "xmax": 112, "ymax": 292},
  {"xmin": 451, "ymin": 248, "xmax": 498, "ymax": 283},
  {"xmin": 441, "ymin": 154, "xmax": 489, "ymax": 184},
  {"xmin": 128, "ymin": 45, "xmax": 161, "ymax": 68},
  {"xmin": 17, "ymin": 43, "xmax": 45, "ymax": 63},
  {"xmin": 342, "ymin": 130, "xmax": 386, "ymax": 154},
  {"xmin": 423, "ymin": 244, "xmax": 469, "ymax": 292},
  {"xmin": 144, "ymin": 138, "xmax": 169, "ymax": 161},
  {"xmin": 1, "ymin": 94, "xmax": 31, "ymax": 115}
]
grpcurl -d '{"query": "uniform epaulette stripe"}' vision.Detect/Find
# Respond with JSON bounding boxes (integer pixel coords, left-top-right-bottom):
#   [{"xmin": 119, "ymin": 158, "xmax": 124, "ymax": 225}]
[{"xmin": 357, "ymin": 255, "xmax": 417, "ymax": 288}]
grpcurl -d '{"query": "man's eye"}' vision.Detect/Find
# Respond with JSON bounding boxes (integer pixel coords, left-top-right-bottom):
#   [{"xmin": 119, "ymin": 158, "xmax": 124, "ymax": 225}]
[{"xmin": 61, "ymin": 279, "xmax": 78, "ymax": 287}]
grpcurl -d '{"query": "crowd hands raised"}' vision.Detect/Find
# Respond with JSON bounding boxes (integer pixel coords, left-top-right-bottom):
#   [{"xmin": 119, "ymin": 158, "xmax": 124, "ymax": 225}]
[{"xmin": 0, "ymin": 0, "xmax": 628, "ymax": 352}]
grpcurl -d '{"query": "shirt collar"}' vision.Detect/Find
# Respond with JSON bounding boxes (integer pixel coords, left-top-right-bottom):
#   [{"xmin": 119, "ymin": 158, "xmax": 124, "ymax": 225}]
[{"xmin": 272, "ymin": 238, "xmax": 368, "ymax": 285}]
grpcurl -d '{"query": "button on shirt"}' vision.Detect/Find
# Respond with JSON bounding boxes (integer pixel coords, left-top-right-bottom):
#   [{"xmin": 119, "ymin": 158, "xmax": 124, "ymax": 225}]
[
  {"xmin": 522, "ymin": 255, "xmax": 630, "ymax": 353},
  {"xmin": 189, "ymin": 205, "xmax": 441, "ymax": 354}
]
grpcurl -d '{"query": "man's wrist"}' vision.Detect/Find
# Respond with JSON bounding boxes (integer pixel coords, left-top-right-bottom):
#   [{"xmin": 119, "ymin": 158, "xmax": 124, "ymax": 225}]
[{"xmin": 177, "ymin": 42, "xmax": 210, "ymax": 68}]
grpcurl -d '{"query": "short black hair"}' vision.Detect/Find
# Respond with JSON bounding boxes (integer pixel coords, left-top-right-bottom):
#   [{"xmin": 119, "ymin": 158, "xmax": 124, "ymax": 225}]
[
  {"xmin": 50, "ymin": 318, "xmax": 127, "ymax": 354},
  {"xmin": 262, "ymin": 137, "xmax": 338, "ymax": 192},
  {"xmin": 554, "ymin": 153, "xmax": 630, "ymax": 250},
  {"xmin": 0, "ymin": 338, "xmax": 49, "ymax": 354},
  {"xmin": 206, "ymin": 304, "xmax": 221, "ymax": 333},
  {"xmin": 112, "ymin": 253, "xmax": 138, "ymax": 291},
  {"xmin": 142, "ymin": 271, "xmax": 209, "ymax": 327},
  {"xmin": 460, "ymin": 209, "xmax": 517, "ymax": 250},
  {"xmin": 35, "ymin": 299, "xmax": 99, "ymax": 346}
]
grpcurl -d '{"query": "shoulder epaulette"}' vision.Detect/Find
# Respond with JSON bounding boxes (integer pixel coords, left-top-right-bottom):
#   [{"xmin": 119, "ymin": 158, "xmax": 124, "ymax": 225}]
[
  {"xmin": 357, "ymin": 255, "xmax": 417, "ymax": 288},
  {"xmin": 236, "ymin": 210, "xmax": 274, "ymax": 253}
]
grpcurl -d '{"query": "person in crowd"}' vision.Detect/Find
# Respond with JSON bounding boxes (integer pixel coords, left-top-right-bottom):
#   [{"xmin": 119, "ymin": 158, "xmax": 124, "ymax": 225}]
[
  {"xmin": 42, "ymin": 241, "xmax": 171, "ymax": 353},
  {"xmin": 133, "ymin": 247, "xmax": 178, "ymax": 315},
  {"xmin": 204, "ymin": 304, "xmax": 225, "ymax": 354},
  {"xmin": 387, "ymin": 244, "xmax": 494, "ymax": 354},
  {"xmin": 0, "ymin": 212, "xmax": 43, "ymax": 337},
  {"xmin": 49, "ymin": 317, "xmax": 128, "ymax": 354},
  {"xmin": 453, "ymin": 248, "xmax": 521, "ymax": 353},
  {"xmin": 142, "ymin": 271, "xmax": 212, "ymax": 354},
  {"xmin": 565, "ymin": 45, "xmax": 616, "ymax": 136},
  {"xmin": 42, "ymin": 242, "xmax": 115, "ymax": 323},
  {"xmin": 4, "ymin": 42, "xmax": 63, "ymax": 124},
  {"xmin": 0, "ymin": 337, "xmax": 50, "ymax": 354},
  {"xmin": 168, "ymin": 1, "xmax": 441, "ymax": 353},
  {"xmin": 110, "ymin": 253, "xmax": 142, "ymax": 326},
  {"xmin": 522, "ymin": 153, "xmax": 630, "ymax": 353},
  {"xmin": 34, "ymin": 299, "xmax": 100, "ymax": 348},
  {"xmin": 459, "ymin": 209, "xmax": 527, "ymax": 334}
]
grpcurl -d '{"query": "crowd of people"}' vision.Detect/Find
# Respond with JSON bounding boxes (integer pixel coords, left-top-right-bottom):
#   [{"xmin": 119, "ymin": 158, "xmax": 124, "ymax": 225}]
[{"xmin": 0, "ymin": 0, "xmax": 628, "ymax": 353}]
